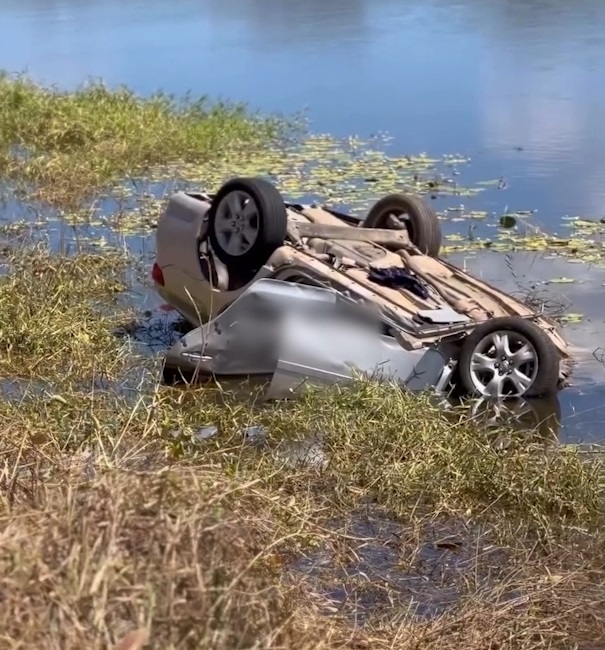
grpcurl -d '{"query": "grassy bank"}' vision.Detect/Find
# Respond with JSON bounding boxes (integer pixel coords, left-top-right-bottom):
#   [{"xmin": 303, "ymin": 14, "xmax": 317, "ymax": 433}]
[
  {"xmin": 1, "ymin": 78, "xmax": 605, "ymax": 648},
  {"xmin": 0, "ymin": 73, "xmax": 287, "ymax": 208},
  {"xmin": 1, "ymin": 246, "xmax": 605, "ymax": 649}
]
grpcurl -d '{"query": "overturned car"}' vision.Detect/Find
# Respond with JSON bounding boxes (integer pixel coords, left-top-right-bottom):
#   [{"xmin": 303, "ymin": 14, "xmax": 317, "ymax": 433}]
[{"xmin": 151, "ymin": 176, "xmax": 572, "ymax": 399}]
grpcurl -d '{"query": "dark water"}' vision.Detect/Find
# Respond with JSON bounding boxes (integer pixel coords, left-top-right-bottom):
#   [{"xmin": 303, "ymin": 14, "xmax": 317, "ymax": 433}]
[{"xmin": 2, "ymin": 0, "xmax": 605, "ymax": 441}]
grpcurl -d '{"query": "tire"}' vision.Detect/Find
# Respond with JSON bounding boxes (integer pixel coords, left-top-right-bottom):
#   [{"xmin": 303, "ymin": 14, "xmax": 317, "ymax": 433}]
[
  {"xmin": 363, "ymin": 193, "xmax": 442, "ymax": 257},
  {"xmin": 457, "ymin": 317, "xmax": 560, "ymax": 398},
  {"xmin": 208, "ymin": 177, "xmax": 288, "ymax": 272}
]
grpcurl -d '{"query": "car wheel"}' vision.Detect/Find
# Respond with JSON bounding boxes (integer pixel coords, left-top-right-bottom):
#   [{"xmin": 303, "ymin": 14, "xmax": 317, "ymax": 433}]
[
  {"xmin": 208, "ymin": 177, "xmax": 288, "ymax": 272},
  {"xmin": 457, "ymin": 317, "xmax": 560, "ymax": 398},
  {"xmin": 363, "ymin": 193, "xmax": 442, "ymax": 257}
]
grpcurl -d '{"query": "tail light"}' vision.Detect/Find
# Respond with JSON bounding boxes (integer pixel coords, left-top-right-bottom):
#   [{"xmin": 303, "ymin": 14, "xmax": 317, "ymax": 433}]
[{"xmin": 151, "ymin": 262, "xmax": 165, "ymax": 286}]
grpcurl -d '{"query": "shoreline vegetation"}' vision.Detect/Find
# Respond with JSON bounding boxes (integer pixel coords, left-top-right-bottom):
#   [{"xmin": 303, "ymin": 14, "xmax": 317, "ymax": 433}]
[
  {"xmin": 1, "ymin": 74, "xmax": 605, "ymax": 648},
  {"xmin": 0, "ymin": 72, "xmax": 290, "ymax": 208}
]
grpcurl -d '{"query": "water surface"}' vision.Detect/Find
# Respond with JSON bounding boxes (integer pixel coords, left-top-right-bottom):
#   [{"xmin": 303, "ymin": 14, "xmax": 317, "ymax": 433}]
[{"xmin": 2, "ymin": 0, "xmax": 605, "ymax": 219}]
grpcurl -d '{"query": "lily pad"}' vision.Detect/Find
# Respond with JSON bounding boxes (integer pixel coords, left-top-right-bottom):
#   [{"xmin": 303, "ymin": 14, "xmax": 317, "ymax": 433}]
[{"xmin": 559, "ymin": 313, "xmax": 584, "ymax": 324}]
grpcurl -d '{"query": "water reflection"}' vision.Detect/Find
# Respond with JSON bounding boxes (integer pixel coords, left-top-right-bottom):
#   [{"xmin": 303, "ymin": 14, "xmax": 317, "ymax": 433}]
[{"xmin": 445, "ymin": 394, "xmax": 562, "ymax": 445}]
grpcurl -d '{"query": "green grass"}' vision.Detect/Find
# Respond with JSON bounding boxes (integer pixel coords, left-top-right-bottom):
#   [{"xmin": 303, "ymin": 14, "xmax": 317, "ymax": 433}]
[
  {"xmin": 0, "ymin": 72, "xmax": 286, "ymax": 207},
  {"xmin": 0, "ymin": 245, "xmax": 134, "ymax": 384},
  {"xmin": 1, "ymin": 245, "xmax": 605, "ymax": 648}
]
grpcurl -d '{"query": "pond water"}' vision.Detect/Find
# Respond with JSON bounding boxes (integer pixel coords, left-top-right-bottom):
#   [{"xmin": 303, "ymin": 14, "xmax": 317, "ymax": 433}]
[{"xmin": 2, "ymin": 0, "xmax": 605, "ymax": 441}]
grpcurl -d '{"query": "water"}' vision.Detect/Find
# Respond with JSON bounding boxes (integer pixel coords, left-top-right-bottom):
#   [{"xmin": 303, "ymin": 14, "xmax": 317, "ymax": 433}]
[
  {"xmin": 3, "ymin": 0, "xmax": 605, "ymax": 218},
  {"xmin": 2, "ymin": 0, "xmax": 605, "ymax": 441}
]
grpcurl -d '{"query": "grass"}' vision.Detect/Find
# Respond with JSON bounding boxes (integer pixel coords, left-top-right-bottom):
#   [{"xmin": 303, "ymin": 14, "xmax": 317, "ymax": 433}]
[
  {"xmin": 0, "ymin": 73, "xmax": 287, "ymax": 208},
  {"xmin": 0, "ymin": 244, "xmax": 133, "ymax": 384},
  {"xmin": 1, "ymin": 246, "xmax": 605, "ymax": 648},
  {"xmin": 2, "ymin": 77, "xmax": 605, "ymax": 647},
  {"xmin": 0, "ymin": 458, "xmax": 348, "ymax": 649}
]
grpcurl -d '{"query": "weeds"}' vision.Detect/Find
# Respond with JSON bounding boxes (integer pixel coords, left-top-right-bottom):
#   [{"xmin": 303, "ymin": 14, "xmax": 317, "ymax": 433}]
[
  {"xmin": 0, "ymin": 245, "xmax": 135, "ymax": 384},
  {"xmin": 0, "ymin": 73, "xmax": 285, "ymax": 207}
]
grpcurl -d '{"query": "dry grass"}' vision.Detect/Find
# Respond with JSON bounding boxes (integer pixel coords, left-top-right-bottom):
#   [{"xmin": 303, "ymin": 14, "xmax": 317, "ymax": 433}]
[
  {"xmin": 0, "ymin": 73, "xmax": 287, "ymax": 208},
  {"xmin": 2, "ymin": 374, "xmax": 605, "ymax": 648},
  {"xmin": 0, "ymin": 442, "xmax": 370, "ymax": 649},
  {"xmin": 1, "ymin": 243, "xmax": 605, "ymax": 646}
]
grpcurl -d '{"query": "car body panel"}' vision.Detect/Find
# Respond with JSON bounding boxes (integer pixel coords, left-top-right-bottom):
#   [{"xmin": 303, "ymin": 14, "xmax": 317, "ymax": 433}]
[
  {"xmin": 264, "ymin": 305, "xmax": 453, "ymax": 400},
  {"xmin": 163, "ymin": 277, "xmax": 455, "ymax": 398}
]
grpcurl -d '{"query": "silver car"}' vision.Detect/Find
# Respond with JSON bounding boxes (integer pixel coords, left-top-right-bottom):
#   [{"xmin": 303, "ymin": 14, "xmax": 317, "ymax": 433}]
[{"xmin": 151, "ymin": 176, "xmax": 572, "ymax": 400}]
